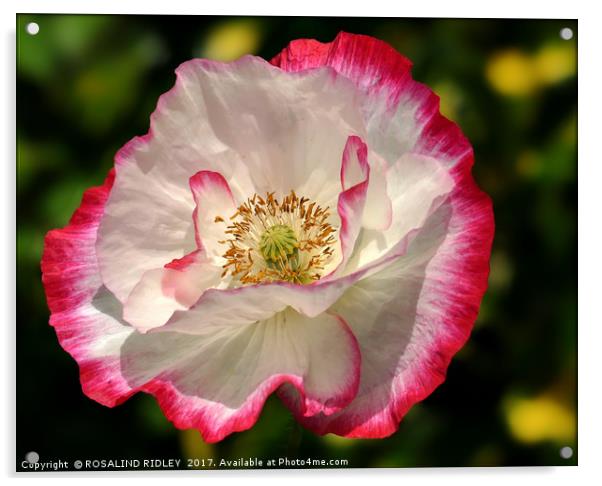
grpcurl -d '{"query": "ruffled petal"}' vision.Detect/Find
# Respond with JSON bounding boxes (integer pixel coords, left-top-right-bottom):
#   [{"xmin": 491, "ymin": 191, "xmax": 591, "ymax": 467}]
[
  {"xmin": 271, "ymin": 32, "xmax": 412, "ymax": 101},
  {"xmin": 271, "ymin": 32, "xmax": 472, "ymax": 176},
  {"xmin": 95, "ymin": 166, "xmax": 196, "ymax": 304},
  {"xmin": 123, "ymin": 250, "xmax": 222, "ymax": 333},
  {"xmin": 271, "ymin": 32, "xmax": 420, "ymax": 163},
  {"xmin": 118, "ymin": 309, "xmax": 360, "ymax": 442},
  {"xmin": 279, "ymin": 169, "xmax": 494, "ymax": 438},
  {"xmin": 189, "ymin": 170, "xmax": 237, "ymax": 258},
  {"xmin": 345, "ymin": 152, "xmax": 454, "ymax": 272},
  {"xmin": 41, "ymin": 171, "xmax": 137, "ymax": 407}
]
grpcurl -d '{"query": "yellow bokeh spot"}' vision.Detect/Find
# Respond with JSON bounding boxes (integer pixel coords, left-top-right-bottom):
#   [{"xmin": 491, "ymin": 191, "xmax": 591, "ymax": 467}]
[
  {"xmin": 486, "ymin": 50, "xmax": 538, "ymax": 97},
  {"xmin": 533, "ymin": 44, "xmax": 576, "ymax": 86},
  {"xmin": 201, "ymin": 19, "xmax": 261, "ymax": 61},
  {"xmin": 486, "ymin": 43, "xmax": 576, "ymax": 97},
  {"xmin": 504, "ymin": 394, "xmax": 575, "ymax": 444}
]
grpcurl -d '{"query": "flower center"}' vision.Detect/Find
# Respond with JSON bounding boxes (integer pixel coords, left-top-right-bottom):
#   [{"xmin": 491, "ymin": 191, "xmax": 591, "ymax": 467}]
[
  {"xmin": 218, "ymin": 191, "xmax": 337, "ymax": 285},
  {"xmin": 259, "ymin": 224, "xmax": 299, "ymax": 263}
]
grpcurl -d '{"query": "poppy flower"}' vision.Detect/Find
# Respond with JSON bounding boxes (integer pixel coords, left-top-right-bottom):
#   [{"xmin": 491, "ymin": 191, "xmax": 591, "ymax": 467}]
[{"xmin": 41, "ymin": 32, "xmax": 494, "ymax": 442}]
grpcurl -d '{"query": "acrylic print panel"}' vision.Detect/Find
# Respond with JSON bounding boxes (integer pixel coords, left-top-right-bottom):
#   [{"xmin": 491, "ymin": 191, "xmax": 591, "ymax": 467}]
[{"xmin": 16, "ymin": 14, "xmax": 577, "ymax": 471}]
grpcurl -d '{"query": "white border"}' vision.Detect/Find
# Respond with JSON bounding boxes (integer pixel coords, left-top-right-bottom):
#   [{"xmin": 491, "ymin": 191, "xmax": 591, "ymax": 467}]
[
  {"xmin": 6, "ymin": 0, "xmax": 583, "ymax": 18},
  {"xmin": 3, "ymin": 1, "xmax": 598, "ymax": 485}
]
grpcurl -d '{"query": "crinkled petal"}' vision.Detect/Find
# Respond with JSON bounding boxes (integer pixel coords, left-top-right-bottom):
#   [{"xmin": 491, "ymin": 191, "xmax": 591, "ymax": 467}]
[
  {"xmin": 271, "ymin": 32, "xmax": 420, "ymax": 163},
  {"xmin": 279, "ymin": 170, "xmax": 494, "ymax": 438},
  {"xmin": 271, "ymin": 31, "xmax": 472, "ymax": 174},
  {"xmin": 271, "ymin": 32, "xmax": 412, "ymax": 102},
  {"xmin": 95, "ymin": 167, "xmax": 196, "ymax": 304},
  {"xmin": 123, "ymin": 250, "xmax": 222, "ymax": 333}
]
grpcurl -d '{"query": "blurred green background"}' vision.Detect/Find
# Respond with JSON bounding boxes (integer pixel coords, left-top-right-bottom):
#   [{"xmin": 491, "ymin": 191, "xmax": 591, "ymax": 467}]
[{"xmin": 16, "ymin": 15, "xmax": 577, "ymax": 468}]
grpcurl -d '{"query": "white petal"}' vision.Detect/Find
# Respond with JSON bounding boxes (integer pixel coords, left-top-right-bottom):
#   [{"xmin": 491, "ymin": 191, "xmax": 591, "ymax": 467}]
[
  {"xmin": 345, "ymin": 152, "xmax": 454, "ymax": 272},
  {"xmin": 119, "ymin": 308, "xmax": 360, "ymax": 441},
  {"xmin": 361, "ymin": 151, "xmax": 392, "ymax": 231},
  {"xmin": 96, "ymin": 168, "xmax": 196, "ymax": 303},
  {"xmin": 123, "ymin": 251, "xmax": 222, "ymax": 333}
]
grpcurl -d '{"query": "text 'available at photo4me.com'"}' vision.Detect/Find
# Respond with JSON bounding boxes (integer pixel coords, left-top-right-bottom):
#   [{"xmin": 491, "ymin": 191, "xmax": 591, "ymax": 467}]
[{"xmin": 19, "ymin": 452, "xmax": 351, "ymax": 471}]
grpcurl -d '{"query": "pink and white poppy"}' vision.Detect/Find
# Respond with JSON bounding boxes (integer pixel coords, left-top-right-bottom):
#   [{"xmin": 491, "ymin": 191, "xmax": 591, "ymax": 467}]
[{"xmin": 41, "ymin": 32, "xmax": 494, "ymax": 443}]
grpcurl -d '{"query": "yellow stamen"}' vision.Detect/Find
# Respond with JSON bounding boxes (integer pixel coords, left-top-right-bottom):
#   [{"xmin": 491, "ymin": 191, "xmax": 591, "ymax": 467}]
[{"xmin": 219, "ymin": 190, "xmax": 337, "ymax": 285}]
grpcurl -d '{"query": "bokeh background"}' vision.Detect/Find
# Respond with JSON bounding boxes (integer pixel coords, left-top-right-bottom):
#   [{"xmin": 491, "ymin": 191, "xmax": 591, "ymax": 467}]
[{"xmin": 16, "ymin": 15, "xmax": 577, "ymax": 469}]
